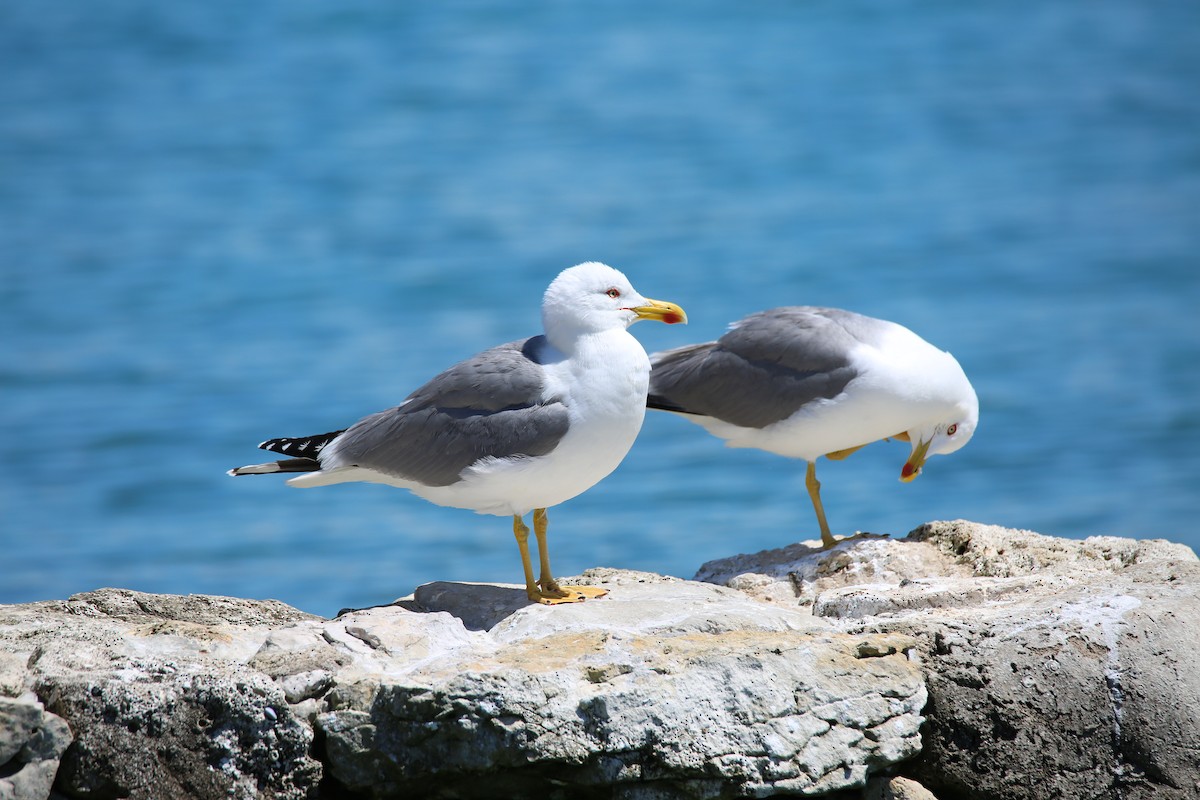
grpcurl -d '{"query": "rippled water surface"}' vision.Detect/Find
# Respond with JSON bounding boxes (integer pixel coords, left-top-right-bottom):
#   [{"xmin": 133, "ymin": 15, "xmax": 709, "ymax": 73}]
[{"xmin": 3, "ymin": 1, "xmax": 1198, "ymax": 614}]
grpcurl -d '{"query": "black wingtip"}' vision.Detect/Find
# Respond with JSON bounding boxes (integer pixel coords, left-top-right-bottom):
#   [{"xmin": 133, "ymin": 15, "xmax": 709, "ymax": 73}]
[{"xmin": 258, "ymin": 430, "xmax": 345, "ymax": 459}]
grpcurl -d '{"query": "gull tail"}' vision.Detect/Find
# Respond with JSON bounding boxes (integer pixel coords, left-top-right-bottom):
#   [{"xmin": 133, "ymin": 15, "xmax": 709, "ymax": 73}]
[
  {"xmin": 227, "ymin": 430, "xmax": 344, "ymax": 477},
  {"xmin": 646, "ymin": 342, "xmax": 714, "ymax": 415},
  {"xmin": 646, "ymin": 394, "xmax": 696, "ymax": 414}
]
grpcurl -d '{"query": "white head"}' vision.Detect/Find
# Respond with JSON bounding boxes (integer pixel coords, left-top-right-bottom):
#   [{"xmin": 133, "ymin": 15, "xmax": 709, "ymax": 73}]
[
  {"xmin": 899, "ymin": 356, "xmax": 979, "ymax": 482},
  {"xmin": 541, "ymin": 262, "xmax": 686, "ymax": 346}
]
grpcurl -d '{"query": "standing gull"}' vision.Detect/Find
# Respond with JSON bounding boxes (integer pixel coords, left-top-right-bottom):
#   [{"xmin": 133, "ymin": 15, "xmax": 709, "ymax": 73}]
[
  {"xmin": 647, "ymin": 306, "xmax": 977, "ymax": 549},
  {"xmin": 230, "ymin": 263, "xmax": 686, "ymax": 604}
]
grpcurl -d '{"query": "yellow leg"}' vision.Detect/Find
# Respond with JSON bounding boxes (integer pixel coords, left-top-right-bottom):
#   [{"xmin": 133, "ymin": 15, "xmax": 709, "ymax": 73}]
[
  {"xmin": 512, "ymin": 515, "xmax": 543, "ymax": 603},
  {"xmin": 512, "ymin": 510, "xmax": 607, "ymax": 605},
  {"xmin": 533, "ymin": 509, "xmax": 608, "ymax": 601},
  {"xmin": 531, "ymin": 508, "xmax": 572, "ymax": 600},
  {"xmin": 805, "ymin": 461, "xmax": 838, "ymax": 549},
  {"xmin": 825, "ymin": 444, "xmax": 865, "ymax": 461}
]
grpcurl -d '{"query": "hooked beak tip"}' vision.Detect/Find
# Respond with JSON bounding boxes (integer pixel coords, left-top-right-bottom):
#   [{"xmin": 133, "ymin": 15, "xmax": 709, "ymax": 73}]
[
  {"xmin": 900, "ymin": 437, "xmax": 932, "ymax": 483},
  {"xmin": 629, "ymin": 298, "xmax": 688, "ymax": 325}
]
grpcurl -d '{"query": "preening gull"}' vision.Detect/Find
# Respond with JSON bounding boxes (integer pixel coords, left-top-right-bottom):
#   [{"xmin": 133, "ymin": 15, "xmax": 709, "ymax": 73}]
[
  {"xmin": 647, "ymin": 306, "xmax": 977, "ymax": 549},
  {"xmin": 230, "ymin": 262, "xmax": 686, "ymax": 604}
]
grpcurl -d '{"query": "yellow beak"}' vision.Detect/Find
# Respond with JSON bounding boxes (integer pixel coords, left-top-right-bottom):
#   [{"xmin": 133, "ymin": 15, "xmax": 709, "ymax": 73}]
[
  {"xmin": 900, "ymin": 437, "xmax": 932, "ymax": 483},
  {"xmin": 628, "ymin": 298, "xmax": 687, "ymax": 325}
]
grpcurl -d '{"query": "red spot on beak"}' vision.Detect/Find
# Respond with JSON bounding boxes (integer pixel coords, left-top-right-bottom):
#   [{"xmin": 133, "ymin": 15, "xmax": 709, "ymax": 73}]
[
  {"xmin": 901, "ymin": 462, "xmax": 919, "ymax": 480},
  {"xmin": 661, "ymin": 311, "xmax": 684, "ymax": 325}
]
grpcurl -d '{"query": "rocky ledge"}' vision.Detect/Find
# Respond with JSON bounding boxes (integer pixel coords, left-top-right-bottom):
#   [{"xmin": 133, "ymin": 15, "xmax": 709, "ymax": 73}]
[{"xmin": 2, "ymin": 520, "xmax": 1198, "ymax": 800}]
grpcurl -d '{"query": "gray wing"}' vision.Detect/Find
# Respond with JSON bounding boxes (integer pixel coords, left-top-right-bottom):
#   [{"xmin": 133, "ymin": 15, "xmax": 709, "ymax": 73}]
[
  {"xmin": 325, "ymin": 336, "xmax": 569, "ymax": 487},
  {"xmin": 648, "ymin": 307, "xmax": 874, "ymax": 429}
]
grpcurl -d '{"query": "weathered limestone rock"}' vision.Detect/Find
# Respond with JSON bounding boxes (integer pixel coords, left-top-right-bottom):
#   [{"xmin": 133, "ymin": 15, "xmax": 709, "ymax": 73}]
[
  {"xmin": 0, "ymin": 693, "xmax": 72, "ymax": 800},
  {"xmin": 0, "ymin": 591, "xmax": 324, "ymax": 800},
  {"xmin": 317, "ymin": 571, "xmax": 926, "ymax": 798},
  {"xmin": 0, "ymin": 576, "xmax": 925, "ymax": 799},
  {"xmin": 1, "ymin": 521, "xmax": 1194, "ymax": 800},
  {"xmin": 697, "ymin": 520, "xmax": 1200, "ymax": 800},
  {"xmin": 862, "ymin": 775, "xmax": 940, "ymax": 800}
]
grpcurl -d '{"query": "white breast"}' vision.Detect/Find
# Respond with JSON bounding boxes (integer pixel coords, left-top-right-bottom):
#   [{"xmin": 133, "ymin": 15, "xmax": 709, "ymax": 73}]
[{"xmin": 413, "ymin": 328, "xmax": 651, "ymax": 517}]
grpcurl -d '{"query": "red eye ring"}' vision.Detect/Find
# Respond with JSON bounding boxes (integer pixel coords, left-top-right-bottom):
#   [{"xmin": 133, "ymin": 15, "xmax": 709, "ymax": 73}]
[
  {"xmin": 606, "ymin": 288, "xmax": 621, "ymax": 298},
  {"xmin": 946, "ymin": 423, "xmax": 958, "ymax": 436}
]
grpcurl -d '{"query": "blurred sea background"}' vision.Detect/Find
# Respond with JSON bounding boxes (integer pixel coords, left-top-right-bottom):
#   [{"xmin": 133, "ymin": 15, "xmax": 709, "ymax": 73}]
[{"xmin": 3, "ymin": 1, "xmax": 1198, "ymax": 616}]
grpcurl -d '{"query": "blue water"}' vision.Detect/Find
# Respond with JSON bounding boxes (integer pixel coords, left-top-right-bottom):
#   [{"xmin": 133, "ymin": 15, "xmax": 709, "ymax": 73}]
[{"xmin": 3, "ymin": 1, "xmax": 1198, "ymax": 616}]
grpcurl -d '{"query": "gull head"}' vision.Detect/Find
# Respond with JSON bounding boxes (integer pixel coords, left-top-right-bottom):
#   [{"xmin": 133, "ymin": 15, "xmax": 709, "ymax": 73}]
[
  {"xmin": 899, "ymin": 369, "xmax": 979, "ymax": 483},
  {"xmin": 542, "ymin": 262, "xmax": 686, "ymax": 343}
]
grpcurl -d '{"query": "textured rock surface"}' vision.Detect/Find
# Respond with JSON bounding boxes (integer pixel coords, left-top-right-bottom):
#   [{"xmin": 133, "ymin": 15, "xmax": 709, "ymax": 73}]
[
  {"xmin": 1, "ymin": 521, "xmax": 1196, "ymax": 800},
  {"xmin": 1, "ymin": 574, "xmax": 926, "ymax": 799},
  {"xmin": 0, "ymin": 591, "xmax": 324, "ymax": 800},
  {"xmin": 0, "ymin": 694, "xmax": 72, "ymax": 800},
  {"xmin": 318, "ymin": 571, "xmax": 925, "ymax": 798},
  {"xmin": 698, "ymin": 520, "xmax": 1200, "ymax": 800},
  {"xmin": 861, "ymin": 775, "xmax": 940, "ymax": 800}
]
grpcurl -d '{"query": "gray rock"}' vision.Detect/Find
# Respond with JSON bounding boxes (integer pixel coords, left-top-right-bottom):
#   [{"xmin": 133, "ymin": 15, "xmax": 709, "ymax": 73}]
[
  {"xmin": 0, "ymin": 652, "xmax": 28, "ymax": 699},
  {"xmin": 861, "ymin": 775, "xmax": 941, "ymax": 800},
  {"xmin": 1, "ymin": 521, "xmax": 1195, "ymax": 800},
  {"xmin": 0, "ymin": 695, "xmax": 72, "ymax": 800},
  {"xmin": 0, "ymin": 590, "xmax": 323, "ymax": 800},
  {"xmin": 44, "ymin": 671, "xmax": 318, "ymax": 800},
  {"xmin": 0, "ymin": 578, "xmax": 925, "ymax": 799},
  {"xmin": 697, "ymin": 519, "xmax": 1200, "ymax": 800},
  {"xmin": 897, "ymin": 563, "xmax": 1200, "ymax": 800},
  {"xmin": 318, "ymin": 573, "xmax": 926, "ymax": 798}
]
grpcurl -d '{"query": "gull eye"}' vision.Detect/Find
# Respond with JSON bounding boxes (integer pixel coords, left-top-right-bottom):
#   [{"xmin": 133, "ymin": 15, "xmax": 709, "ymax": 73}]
[
  {"xmin": 606, "ymin": 288, "xmax": 621, "ymax": 299},
  {"xmin": 946, "ymin": 423, "xmax": 958, "ymax": 436}
]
